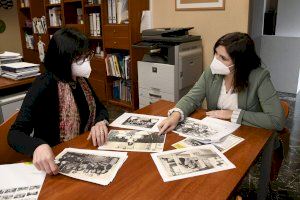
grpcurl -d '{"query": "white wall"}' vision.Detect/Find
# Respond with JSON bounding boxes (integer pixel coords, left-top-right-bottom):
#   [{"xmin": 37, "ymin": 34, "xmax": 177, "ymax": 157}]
[
  {"xmin": 260, "ymin": 35, "xmax": 300, "ymax": 94},
  {"xmin": 275, "ymin": 0, "xmax": 300, "ymax": 37}
]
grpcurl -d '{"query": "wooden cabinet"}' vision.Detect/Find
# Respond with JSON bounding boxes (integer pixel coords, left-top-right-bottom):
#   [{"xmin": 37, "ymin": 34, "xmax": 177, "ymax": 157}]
[
  {"xmin": 17, "ymin": 0, "xmax": 46, "ymax": 64},
  {"xmin": 17, "ymin": 0, "xmax": 149, "ymax": 110}
]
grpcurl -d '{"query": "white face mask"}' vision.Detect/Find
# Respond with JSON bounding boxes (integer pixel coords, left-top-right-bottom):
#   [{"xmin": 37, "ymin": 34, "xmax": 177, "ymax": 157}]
[
  {"xmin": 71, "ymin": 59, "xmax": 92, "ymax": 78},
  {"xmin": 210, "ymin": 56, "xmax": 234, "ymax": 75}
]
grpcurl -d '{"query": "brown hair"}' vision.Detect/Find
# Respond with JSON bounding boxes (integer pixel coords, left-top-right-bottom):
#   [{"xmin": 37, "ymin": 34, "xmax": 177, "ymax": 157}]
[{"xmin": 214, "ymin": 32, "xmax": 261, "ymax": 92}]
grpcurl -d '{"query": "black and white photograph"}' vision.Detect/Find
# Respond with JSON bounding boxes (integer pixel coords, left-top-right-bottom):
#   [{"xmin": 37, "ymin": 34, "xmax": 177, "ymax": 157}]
[
  {"xmin": 98, "ymin": 130, "xmax": 166, "ymax": 152},
  {"xmin": 151, "ymin": 145, "xmax": 235, "ymax": 182},
  {"xmin": 173, "ymin": 117, "xmax": 240, "ymax": 143},
  {"xmin": 110, "ymin": 113, "xmax": 166, "ymax": 132},
  {"xmin": 55, "ymin": 148, "xmax": 128, "ymax": 185},
  {"xmin": 28, "ymin": 186, "xmax": 40, "ymax": 191},
  {"xmin": 172, "ymin": 134, "xmax": 244, "ymax": 153}
]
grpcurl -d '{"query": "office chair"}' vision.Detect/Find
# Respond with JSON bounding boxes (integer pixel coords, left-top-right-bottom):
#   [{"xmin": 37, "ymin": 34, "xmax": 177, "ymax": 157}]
[
  {"xmin": 0, "ymin": 112, "xmax": 27, "ymax": 164},
  {"xmin": 270, "ymin": 100, "xmax": 290, "ymax": 181}
]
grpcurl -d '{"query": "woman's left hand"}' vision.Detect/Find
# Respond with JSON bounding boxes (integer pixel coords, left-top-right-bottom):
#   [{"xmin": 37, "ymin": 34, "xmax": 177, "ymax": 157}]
[
  {"xmin": 206, "ymin": 110, "xmax": 233, "ymax": 120},
  {"xmin": 87, "ymin": 120, "xmax": 109, "ymax": 146}
]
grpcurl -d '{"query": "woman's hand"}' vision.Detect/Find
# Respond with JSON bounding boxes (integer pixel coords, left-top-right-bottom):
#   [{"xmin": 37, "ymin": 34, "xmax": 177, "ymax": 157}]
[
  {"xmin": 158, "ymin": 112, "xmax": 181, "ymax": 135},
  {"xmin": 33, "ymin": 144, "xmax": 58, "ymax": 175},
  {"xmin": 206, "ymin": 110, "xmax": 233, "ymax": 120},
  {"xmin": 87, "ymin": 120, "xmax": 109, "ymax": 146}
]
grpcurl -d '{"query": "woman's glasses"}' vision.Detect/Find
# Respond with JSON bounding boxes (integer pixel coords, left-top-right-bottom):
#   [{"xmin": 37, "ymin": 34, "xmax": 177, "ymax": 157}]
[{"xmin": 74, "ymin": 50, "xmax": 95, "ymax": 65}]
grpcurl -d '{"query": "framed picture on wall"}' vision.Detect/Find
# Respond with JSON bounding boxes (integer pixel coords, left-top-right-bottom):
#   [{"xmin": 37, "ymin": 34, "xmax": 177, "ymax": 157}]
[{"xmin": 175, "ymin": 0, "xmax": 225, "ymax": 11}]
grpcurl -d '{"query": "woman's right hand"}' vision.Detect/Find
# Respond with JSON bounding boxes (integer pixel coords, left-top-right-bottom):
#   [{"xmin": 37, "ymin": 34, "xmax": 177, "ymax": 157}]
[
  {"xmin": 158, "ymin": 112, "xmax": 181, "ymax": 135},
  {"xmin": 33, "ymin": 144, "xmax": 59, "ymax": 175}
]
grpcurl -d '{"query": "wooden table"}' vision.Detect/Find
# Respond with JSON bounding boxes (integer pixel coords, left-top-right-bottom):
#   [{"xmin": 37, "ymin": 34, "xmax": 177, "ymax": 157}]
[
  {"xmin": 39, "ymin": 100, "xmax": 272, "ymax": 200},
  {"xmin": 0, "ymin": 77, "xmax": 35, "ymax": 90}
]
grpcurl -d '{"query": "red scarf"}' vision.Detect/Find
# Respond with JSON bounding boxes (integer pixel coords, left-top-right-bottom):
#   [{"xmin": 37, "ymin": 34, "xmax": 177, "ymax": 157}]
[{"xmin": 58, "ymin": 78, "xmax": 96, "ymax": 142}]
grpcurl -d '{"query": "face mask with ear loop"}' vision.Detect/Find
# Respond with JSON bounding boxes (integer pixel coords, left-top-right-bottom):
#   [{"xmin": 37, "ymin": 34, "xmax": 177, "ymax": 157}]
[
  {"xmin": 71, "ymin": 59, "xmax": 92, "ymax": 78},
  {"xmin": 210, "ymin": 56, "xmax": 234, "ymax": 75}
]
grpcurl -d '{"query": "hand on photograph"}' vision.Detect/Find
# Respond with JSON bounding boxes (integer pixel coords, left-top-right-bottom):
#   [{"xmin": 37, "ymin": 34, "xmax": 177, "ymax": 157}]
[
  {"xmin": 206, "ymin": 110, "xmax": 233, "ymax": 120},
  {"xmin": 87, "ymin": 120, "xmax": 109, "ymax": 146},
  {"xmin": 158, "ymin": 112, "xmax": 181, "ymax": 135},
  {"xmin": 33, "ymin": 144, "xmax": 58, "ymax": 175}
]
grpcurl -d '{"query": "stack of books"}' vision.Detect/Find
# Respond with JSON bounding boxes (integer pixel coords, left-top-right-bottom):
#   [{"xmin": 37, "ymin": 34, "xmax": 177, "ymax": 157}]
[
  {"xmin": 0, "ymin": 62, "xmax": 40, "ymax": 80},
  {"xmin": 107, "ymin": 0, "xmax": 128, "ymax": 24},
  {"xmin": 49, "ymin": 7, "xmax": 62, "ymax": 27},
  {"xmin": 113, "ymin": 79, "xmax": 131, "ymax": 102},
  {"xmin": 105, "ymin": 54, "xmax": 130, "ymax": 79},
  {"xmin": 89, "ymin": 13, "xmax": 101, "ymax": 36}
]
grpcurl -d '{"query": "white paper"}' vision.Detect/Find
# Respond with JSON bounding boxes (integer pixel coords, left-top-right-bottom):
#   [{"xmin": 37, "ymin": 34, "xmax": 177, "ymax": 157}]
[
  {"xmin": 0, "ymin": 51, "xmax": 21, "ymax": 58},
  {"xmin": 98, "ymin": 129, "xmax": 166, "ymax": 152},
  {"xmin": 172, "ymin": 134, "xmax": 244, "ymax": 153},
  {"xmin": 110, "ymin": 113, "xmax": 166, "ymax": 132},
  {"xmin": 151, "ymin": 145, "xmax": 235, "ymax": 182},
  {"xmin": 173, "ymin": 117, "xmax": 240, "ymax": 143},
  {"xmin": 0, "ymin": 163, "xmax": 46, "ymax": 200},
  {"xmin": 140, "ymin": 10, "xmax": 152, "ymax": 33},
  {"xmin": 1, "ymin": 62, "xmax": 39, "ymax": 69},
  {"xmin": 55, "ymin": 148, "xmax": 128, "ymax": 185}
]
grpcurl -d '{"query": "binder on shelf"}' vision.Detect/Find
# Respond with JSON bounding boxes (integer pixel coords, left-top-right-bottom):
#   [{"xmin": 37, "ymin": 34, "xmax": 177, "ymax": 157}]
[
  {"xmin": 96, "ymin": 13, "xmax": 101, "ymax": 36},
  {"xmin": 89, "ymin": 13, "xmax": 94, "ymax": 36},
  {"xmin": 107, "ymin": 0, "xmax": 113, "ymax": 24},
  {"xmin": 111, "ymin": 0, "xmax": 117, "ymax": 23}
]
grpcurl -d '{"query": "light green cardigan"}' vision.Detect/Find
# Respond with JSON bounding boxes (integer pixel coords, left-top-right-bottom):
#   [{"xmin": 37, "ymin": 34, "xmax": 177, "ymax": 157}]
[{"xmin": 176, "ymin": 67, "xmax": 285, "ymax": 131}]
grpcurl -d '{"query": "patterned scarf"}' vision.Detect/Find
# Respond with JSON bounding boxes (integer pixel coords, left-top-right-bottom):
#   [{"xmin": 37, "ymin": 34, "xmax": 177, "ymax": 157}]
[{"xmin": 58, "ymin": 78, "xmax": 96, "ymax": 142}]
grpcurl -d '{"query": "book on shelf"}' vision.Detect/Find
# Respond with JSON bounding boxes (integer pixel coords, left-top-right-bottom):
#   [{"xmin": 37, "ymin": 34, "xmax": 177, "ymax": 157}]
[
  {"xmin": 49, "ymin": 7, "xmax": 62, "ymax": 27},
  {"xmin": 49, "ymin": 0, "xmax": 61, "ymax": 4},
  {"xmin": 89, "ymin": 13, "xmax": 101, "ymax": 36},
  {"xmin": 112, "ymin": 79, "xmax": 131, "ymax": 102},
  {"xmin": 105, "ymin": 54, "xmax": 130, "ymax": 79},
  {"xmin": 107, "ymin": 0, "xmax": 128, "ymax": 24},
  {"xmin": 25, "ymin": 33, "xmax": 34, "ymax": 50},
  {"xmin": 87, "ymin": 0, "xmax": 101, "ymax": 5}
]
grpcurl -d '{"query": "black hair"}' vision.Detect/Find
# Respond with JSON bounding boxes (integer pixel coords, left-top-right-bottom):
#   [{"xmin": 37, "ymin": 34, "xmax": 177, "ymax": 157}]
[
  {"xmin": 213, "ymin": 32, "xmax": 261, "ymax": 92},
  {"xmin": 44, "ymin": 28, "xmax": 90, "ymax": 82}
]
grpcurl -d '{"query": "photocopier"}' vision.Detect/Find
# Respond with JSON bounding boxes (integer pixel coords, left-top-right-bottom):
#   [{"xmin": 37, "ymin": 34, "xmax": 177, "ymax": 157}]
[{"xmin": 135, "ymin": 27, "xmax": 203, "ymax": 108}]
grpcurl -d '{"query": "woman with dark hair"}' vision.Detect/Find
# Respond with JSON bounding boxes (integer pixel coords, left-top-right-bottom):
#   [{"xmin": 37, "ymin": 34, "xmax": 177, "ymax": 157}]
[
  {"xmin": 158, "ymin": 32, "xmax": 285, "ymax": 133},
  {"xmin": 158, "ymin": 32, "xmax": 285, "ymax": 199},
  {"xmin": 8, "ymin": 28, "xmax": 109, "ymax": 175}
]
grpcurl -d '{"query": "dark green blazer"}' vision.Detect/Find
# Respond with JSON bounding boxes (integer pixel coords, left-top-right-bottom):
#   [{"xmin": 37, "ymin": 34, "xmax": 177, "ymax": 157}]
[{"xmin": 176, "ymin": 67, "xmax": 285, "ymax": 131}]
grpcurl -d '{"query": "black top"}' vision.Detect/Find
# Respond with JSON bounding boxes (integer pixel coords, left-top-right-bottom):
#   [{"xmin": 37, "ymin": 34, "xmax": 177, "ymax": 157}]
[{"xmin": 7, "ymin": 72, "xmax": 109, "ymax": 156}]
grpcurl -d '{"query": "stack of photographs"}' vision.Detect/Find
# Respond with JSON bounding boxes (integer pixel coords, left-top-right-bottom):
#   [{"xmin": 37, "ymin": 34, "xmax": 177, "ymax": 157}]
[
  {"xmin": 151, "ymin": 145, "xmax": 235, "ymax": 182},
  {"xmin": 98, "ymin": 130, "xmax": 166, "ymax": 152},
  {"xmin": 173, "ymin": 117, "xmax": 240, "ymax": 143},
  {"xmin": 172, "ymin": 134, "xmax": 245, "ymax": 153},
  {"xmin": 109, "ymin": 113, "xmax": 166, "ymax": 132},
  {"xmin": 55, "ymin": 148, "xmax": 128, "ymax": 185}
]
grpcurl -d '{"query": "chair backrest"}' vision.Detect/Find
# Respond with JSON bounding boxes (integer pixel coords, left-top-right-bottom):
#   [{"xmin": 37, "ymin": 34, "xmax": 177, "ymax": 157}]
[
  {"xmin": 0, "ymin": 112, "xmax": 27, "ymax": 164},
  {"xmin": 280, "ymin": 100, "xmax": 289, "ymax": 119}
]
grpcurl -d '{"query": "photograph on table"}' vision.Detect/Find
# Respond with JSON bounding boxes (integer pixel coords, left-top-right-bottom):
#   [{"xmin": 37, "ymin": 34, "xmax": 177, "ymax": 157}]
[
  {"xmin": 173, "ymin": 117, "xmax": 240, "ymax": 143},
  {"xmin": 55, "ymin": 148, "xmax": 128, "ymax": 185},
  {"xmin": 110, "ymin": 113, "xmax": 166, "ymax": 132},
  {"xmin": 98, "ymin": 130, "xmax": 166, "ymax": 152},
  {"xmin": 151, "ymin": 145, "xmax": 235, "ymax": 182},
  {"xmin": 172, "ymin": 134, "xmax": 244, "ymax": 153}
]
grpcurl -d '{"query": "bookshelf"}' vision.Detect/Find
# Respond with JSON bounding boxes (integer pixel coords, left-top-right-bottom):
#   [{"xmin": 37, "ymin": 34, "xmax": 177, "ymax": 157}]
[
  {"xmin": 17, "ymin": 0, "xmax": 149, "ymax": 110},
  {"xmin": 17, "ymin": 0, "xmax": 47, "ymax": 64}
]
